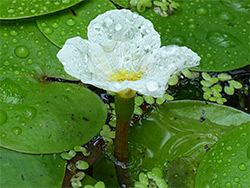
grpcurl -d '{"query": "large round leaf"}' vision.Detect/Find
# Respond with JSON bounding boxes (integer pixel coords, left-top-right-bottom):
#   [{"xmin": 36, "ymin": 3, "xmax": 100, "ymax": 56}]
[
  {"xmin": 128, "ymin": 101, "xmax": 250, "ymax": 174},
  {"xmin": 0, "ymin": 19, "xmax": 107, "ymax": 153},
  {"xmin": 0, "ymin": 79, "xmax": 107, "ymax": 153},
  {"xmin": 0, "ymin": 0, "xmax": 84, "ymax": 20},
  {"xmin": 36, "ymin": 0, "xmax": 115, "ymax": 48},
  {"xmin": 140, "ymin": 0, "xmax": 249, "ymax": 71},
  {"xmin": 0, "ymin": 147, "xmax": 66, "ymax": 187},
  {"xmin": 195, "ymin": 123, "xmax": 250, "ymax": 187}
]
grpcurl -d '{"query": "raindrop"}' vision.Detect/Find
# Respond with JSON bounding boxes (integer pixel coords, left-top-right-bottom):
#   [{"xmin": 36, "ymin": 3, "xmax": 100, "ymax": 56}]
[
  {"xmin": 44, "ymin": 27, "xmax": 53, "ymax": 34},
  {"xmin": 218, "ymin": 12, "xmax": 235, "ymax": 21},
  {"xmin": 62, "ymin": 0, "xmax": 70, "ymax": 3},
  {"xmin": 3, "ymin": 61, "xmax": 10, "ymax": 66},
  {"xmin": 238, "ymin": 163, "xmax": 246, "ymax": 171},
  {"xmin": 61, "ymin": 31, "xmax": 66, "ymax": 36},
  {"xmin": 146, "ymin": 81, "xmax": 159, "ymax": 92},
  {"xmin": 233, "ymin": 176, "xmax": 240, "ymax": 182},
  {"xmin": 27, "ymin": 58, "xmax": 33, "ymax": 64},
  {"xmin": 15, "ymin": 45, "xmax": 29, "ymax": 58},
  {"xmin": 52, "ymin": 22, "xmax": 59, "ymax": 29},
  {"xmin": 115, "ymin": 24, "xmax": 122, "ymax": 31},
  {"xmin": 66, "ymin": 18, "xmax": 75, "ymax": 26},
  {"xmin": 188, "ymin": 23, "xmax": 196, "ymax": 29},
  {"xmin": 196, "ymin": 8, "xmax": 207, "ymax": 15},
  {"xmin": 7, "ymin": 8, "xmax": 15, "ymax": 13},
  {"xmin": 1, "ymin": 133, "xmax": 7, "ymax": 138},
  {"xmin": 10, "ymin": 30, "xmax": 18, "ymax": 36},
  {"xmin": 226, "ymin": 146, "xmax": 232, "ymax": 151},
  {"xmin": 104, "ymin": 17, "xmax": 113, "ymax": 27},
  {"xmin": 23, "ymin": 107, "xmax": 37, "ymax": 119},
  {"xmin": 225, "ymin": 182, "xmax": 232, "ymax": 188},
  {"xmin": 11, "ymin": 126, "xmax": 22, "ymax": 135},
  {"xmin": 0, "ymin": 110, "xmax": 7, "ymax": 125},
  {"xmin": 206, "ymin": 31, "xmax": 240, "ymax": 48},
  {"xmin": 12, "ymin": 38, "xmax": 18, "ymax": 43}
]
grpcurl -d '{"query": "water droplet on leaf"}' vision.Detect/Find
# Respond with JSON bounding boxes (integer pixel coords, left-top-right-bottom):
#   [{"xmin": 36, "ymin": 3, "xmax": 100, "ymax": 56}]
[{"xmin": 15, "ymin": 45, "xmax": 29, "ymax": 58}]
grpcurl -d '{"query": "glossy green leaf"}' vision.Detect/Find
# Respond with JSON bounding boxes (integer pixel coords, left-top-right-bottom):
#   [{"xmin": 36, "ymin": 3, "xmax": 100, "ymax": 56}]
[
  {"xmin": 36, "ymin": 0, "xmax": 115, "ymax": 48},
  {"xmin": 128, "ymin": 101, "xmax": 250, "ymax": 175},
  {"xmin": 0, "ymin": 19, "xmax": 107, "ymax": 154},
  {"xmin": 195, "ymin": 123, "xmax": 250, "ymax": 188},
  {"xmin": 0, "ymin": 80, "xmax": 107, "ymax": 153},
  {"xmin": 0, "ymin": 0, "xmax": 84, "ymax": 19},
  {"xmin": 0, "ymin": 19, "xmax": 72, "ymax": 79},
  {"xmin": 140, "ymin": 0, "xmax": 250, "ymax": 71},
  {"xmin": 0, "ymin": 147, "xmax": 66, "ymax": 187}
]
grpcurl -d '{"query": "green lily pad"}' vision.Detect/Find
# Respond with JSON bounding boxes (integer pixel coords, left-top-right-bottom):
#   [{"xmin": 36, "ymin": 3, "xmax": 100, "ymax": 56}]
[
  {"xmin": 0, "ymin": 0, "xmax": 84, "ymax": 20},
  {"xmin": 195, "ymin": 123, "xmax": 250, "ymax": 187},
  {"xmin": 0, "ymin": 147, "xmax": 66, "ymax": 187},
  {"xmin": 140, "ymin": 0, "xmax": 250, "ymax": 71},
  {"xmin": 36, "ymin": 0, "xmax": 115, "ymax": 48},
  {"xmin": 0, "ymin": 79, "xmax": 107, "ymax": 153},
  {"xmin": 128, "ymin": 101, "xmax": 250, "ymax": 175},
  {"xmin": 0, "ymin": 19, "xmax": 73, "ymax": 79},
  {"xmin": 0, "ymin": 19, "xmax": 107, "ymax": 153}
]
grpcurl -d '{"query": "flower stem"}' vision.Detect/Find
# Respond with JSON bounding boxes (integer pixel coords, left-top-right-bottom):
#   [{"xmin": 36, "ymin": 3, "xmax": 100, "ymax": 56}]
[{"xmin": 114, "ymin": 93, "xmax": 134, "ymax": 187}]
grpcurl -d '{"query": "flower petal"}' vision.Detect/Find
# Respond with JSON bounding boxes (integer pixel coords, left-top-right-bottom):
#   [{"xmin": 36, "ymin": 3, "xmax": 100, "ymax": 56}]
[
  {"xmin": 87, "ymin": 9, "xmax": 161, "ymax": 70},
  {"xmin": 56, "ymin": 36, "xmax": 92, "ymax": 81}
]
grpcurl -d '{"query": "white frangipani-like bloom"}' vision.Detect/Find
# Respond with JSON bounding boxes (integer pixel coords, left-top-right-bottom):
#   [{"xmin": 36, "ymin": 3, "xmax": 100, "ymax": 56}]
[{"xmin": 57, "ymin": 9, "xmax": 200, "ymax": 98}]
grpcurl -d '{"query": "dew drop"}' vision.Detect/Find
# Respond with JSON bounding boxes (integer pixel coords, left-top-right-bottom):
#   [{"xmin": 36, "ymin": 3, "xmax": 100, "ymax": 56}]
[
  {"xmin": 27, "ymin": 58, "xmax": 33, "ymax": 64},
  {"xmin": 3, "ymin": 61, "xmax": 10, "ymax": 66},
  {"xmin": 23, "ymin": 107, "xmax": 37, "ymax": 119},
  {"xmin": 7, "ymin": 8, "xmax": 15, "ymax": 13},
  {"xmin": 104, "ymin": 17, "xmax": 113, "ymax": 27},
  {"xmin": 10, "ymin": 30, "xmax": 18, "ymax": 36},
  {"xmin": 62, "ymin": 0, "xmax": 70, "ymax": 3},
  {"xmin": 115, "ymin": 24, "xmax": 122, "ymax": 31},
  {"xmin": 66, "ymin": 19, "xmax": 75, "ymax": 26},
  {"xmin": 218, "ymin": 12, "xmax": 235, "ymax": 21},
  {"xmin": 61, "ymin": 31, "xmax": 66, "ymax": 36},
  {"xmin": 146, "ymin": 81, "xmax": 159, "ymax": 92},
  {"xmin": 52, "ymin": 22, "xmax": 59, "ymax": 28},
  {"xmin": 44, "ymin": 27, "xmax": 53, "ymax": 34},
  {"xmin": 206, "ymin": 31, "xmax": 240, "ymax": 48},
  {"xmin": 0, "ymin": 110, "xmax": 7, "ymax": 125},
  {"xmin": 15, "ymin": 45, "xmax": 29, "ymax": 58},
  {"xmin": 11, "ymin": 126, "xmax": 22, "ymax": 135},
  {"xmin": 188, "ymin": 23, "xmax": 197, "ymax": 29},
  {"xmin": 226, "ymin": 146, "xmax": 232, "ymax": 151},
  {"xmin": 225, "ymin": 182, "xmax": 232, "ymax": 188},
  {"xmin": 1, "ymin": 133, "xmax": 7, "ymax": 138},
  {"xmin": 234, "ymin": 176, "xmax": 240, "ymax": 182},
  {"xmin": 196, "ymin": 8, "xmax": 207, "ymax": 15},
  {"xmin": 238, "ymin": 163, "xmax": 246, "ymax": 171}
]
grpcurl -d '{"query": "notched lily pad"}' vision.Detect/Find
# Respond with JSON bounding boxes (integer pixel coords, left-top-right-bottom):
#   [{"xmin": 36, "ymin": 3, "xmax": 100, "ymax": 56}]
[
  {"xmin": 0, "ymin": 0, "xmax": 84, "ymax": 19},
  {"xmin": 0, "ymin": 79, "xmax": 107, "ymax": 153},
  {"xmin": 0, "ymin": 147, "xmax": 66, "ymax": 187},
  {"xmin": 195, "ymin": 122, "xmax": 250, "ymax": 187},
  {"xmin": 36, "ymin": 0, "xmax": 115, "ymax": 48},
  {"xmin": 128, "ymin": 101, "xmax": 250, "ymax": 176},
  {"xmin": 140, "ymin": 0, "xmax": 250, "ymax": 71}
]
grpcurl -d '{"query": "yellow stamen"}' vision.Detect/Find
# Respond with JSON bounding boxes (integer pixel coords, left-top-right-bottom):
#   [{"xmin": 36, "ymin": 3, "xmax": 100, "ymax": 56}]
[{"xmin": 110, "ymin": 70, "xmax": 143, "ymax": 82}]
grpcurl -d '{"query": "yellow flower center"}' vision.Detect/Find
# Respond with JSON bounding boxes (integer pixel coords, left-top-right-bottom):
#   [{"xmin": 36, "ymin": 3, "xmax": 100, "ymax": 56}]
[{"xmin": 110, "ymin": 70, "xmax": 143, "ymax": 82}]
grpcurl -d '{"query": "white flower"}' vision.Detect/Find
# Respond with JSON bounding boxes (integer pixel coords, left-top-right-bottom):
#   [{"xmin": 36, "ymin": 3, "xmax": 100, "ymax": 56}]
[{"xmin": 57, "ymin": 9, "xmax": 200, "ymax": 98}]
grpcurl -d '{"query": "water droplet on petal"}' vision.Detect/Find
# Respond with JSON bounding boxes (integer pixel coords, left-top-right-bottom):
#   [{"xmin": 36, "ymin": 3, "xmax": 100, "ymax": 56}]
[
  {"xmin": 104, "ymin": 17, "xmax": 113, "ymax": 27},
  {"xmin": 15, "ymin": 45, "xmax": 29, "ymax": 58},
  {"xmin": 146, "ymin": 81, "xmax": 159, "ymax": 92},
  {"xmin": 115, "ymin": 24, "xmax": 122, "ymax": 31},
  {"xmin": 11, "ymin": 126, "xmax": 22, "ymax": 135}
]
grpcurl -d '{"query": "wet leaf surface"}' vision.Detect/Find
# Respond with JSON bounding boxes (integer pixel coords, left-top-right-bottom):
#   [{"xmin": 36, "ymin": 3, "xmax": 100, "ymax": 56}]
[
  {"xmin": 0, "ymin": 0, "xmax": 84, "ymax": 19},
  {"xmin": 140, "ymin": 0, "xmax": 250, "ymax": 71},
  {"xmin": 0, "ymin": 147, "xmax": 66, "ymax": 187},
  {"xmin": 195, "ymin": 122, "xmax": 250, "ymax": 188}
]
